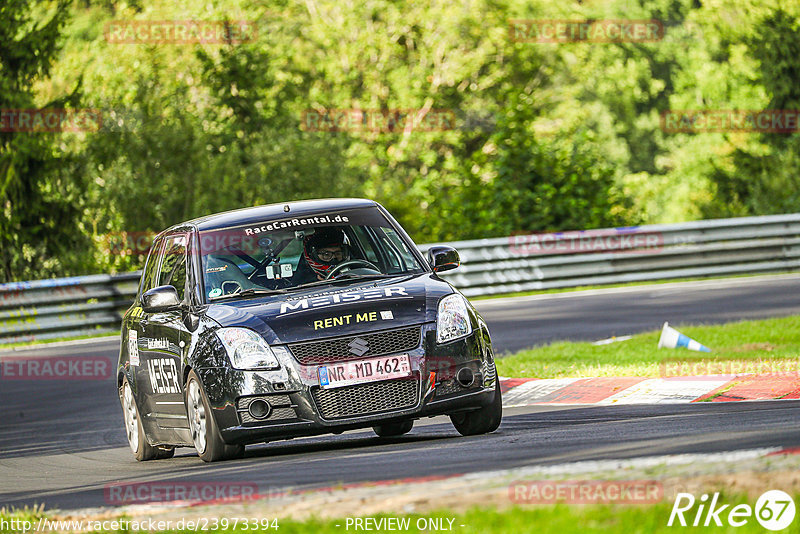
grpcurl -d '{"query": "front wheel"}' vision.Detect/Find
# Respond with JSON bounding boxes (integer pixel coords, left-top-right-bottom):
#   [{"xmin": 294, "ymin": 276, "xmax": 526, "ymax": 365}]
[
  {"xmin": 373, "ymin": 420, "xmax": 414, "ymax": 437},
  {"xmin": 450, "ymin": 374, "xmax": 502, "ymax": 436},
  {"xmin": 185, "ymin": 370, "xmax": 244, "ymax": 462}
]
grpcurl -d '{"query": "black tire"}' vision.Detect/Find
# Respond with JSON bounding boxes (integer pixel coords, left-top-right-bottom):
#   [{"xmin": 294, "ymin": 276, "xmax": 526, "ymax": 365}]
[
  {"xmin": 450, "ymin": 373, "xmax": 502, "ymax": 436},
  {"xmin": 185, "ymin": 370, "xmax": 244, "ymax": 462},
  {"xmin": 121, "ymin": 378, "xmax": 164, "ymax": 461},
  {"xmin": 373, "ymin": 420, "xmax": 414, "ymax": 437}
]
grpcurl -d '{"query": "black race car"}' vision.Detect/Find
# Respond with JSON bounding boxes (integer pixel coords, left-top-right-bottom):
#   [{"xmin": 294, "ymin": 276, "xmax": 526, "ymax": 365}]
[{"xmin": 118, "ymin": 198, "xmax": 501, "ymax": 462}]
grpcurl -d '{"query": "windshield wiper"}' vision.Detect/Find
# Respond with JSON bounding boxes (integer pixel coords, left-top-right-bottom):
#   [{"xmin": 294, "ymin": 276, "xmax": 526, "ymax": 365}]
[
  {"xmin": 290, "ymin": 273, "xmax": 396, "ymax": 291},
  {"xmin": 211, "ymin": 287, "xmax": 287, "ymax": 301}
]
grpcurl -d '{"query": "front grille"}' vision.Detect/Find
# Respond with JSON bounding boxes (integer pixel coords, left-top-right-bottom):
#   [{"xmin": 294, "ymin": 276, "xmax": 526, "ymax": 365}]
[
  {"xmin": 312, "ymin": 377, "xmax": 419, "ymax": 419},
  {"xmin": 236, "ymin": 394, "xmax": 297, "ymax": 424},
  {"xmin": 288, "ymin": 326, "xmax": 422, "ymax": 365},
  {"xmin": 435, "ymin": 372, "xmax": 483, "ymax": 398},
  {"xmin": 435, "ymin": 378, "xmax": 464, "ymax": 397},
  {"xmin": 239, "ymin": 406, "xmax": 296, "ymax": 423}
]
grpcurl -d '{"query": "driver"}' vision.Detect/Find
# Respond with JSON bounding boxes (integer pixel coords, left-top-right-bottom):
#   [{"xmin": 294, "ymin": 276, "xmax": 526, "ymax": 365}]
[{"xmin": 301, "ymin": 227, "xmax": 351, "ymax": 281}]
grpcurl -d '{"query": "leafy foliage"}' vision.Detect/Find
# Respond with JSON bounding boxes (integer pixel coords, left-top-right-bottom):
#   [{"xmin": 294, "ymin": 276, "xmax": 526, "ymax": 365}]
[
  {"xmin": 3, "ymin": 0, "xmax": 800, "ymax": 281},
  {"xmin": 0, "ymin": 0, "xmax": 90, "ymax": 282}
]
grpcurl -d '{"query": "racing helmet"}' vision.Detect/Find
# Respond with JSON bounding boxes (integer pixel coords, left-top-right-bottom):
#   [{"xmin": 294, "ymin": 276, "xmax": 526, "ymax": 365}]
[{"xmin": 303, "ymin": 227, "xmax": 351, "ymax": 277}]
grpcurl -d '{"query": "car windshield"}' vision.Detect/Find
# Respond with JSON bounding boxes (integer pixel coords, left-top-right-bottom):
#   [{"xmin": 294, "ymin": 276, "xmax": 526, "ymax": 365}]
[{"xmin": 199, "ymin": 208, "xmax": 425, "ymax": 301}]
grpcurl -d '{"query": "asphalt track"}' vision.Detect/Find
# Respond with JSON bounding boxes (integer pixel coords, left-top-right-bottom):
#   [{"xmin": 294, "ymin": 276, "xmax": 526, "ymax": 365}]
[{"xmin": 2, "ymin": 274, "xmax": 800, "ymax": 511}]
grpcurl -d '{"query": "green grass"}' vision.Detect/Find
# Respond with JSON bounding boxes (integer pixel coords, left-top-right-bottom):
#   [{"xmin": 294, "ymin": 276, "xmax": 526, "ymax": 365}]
[
  {"xmin": 263, "ymin": 504, "xmax": 788, "ymax": 534},
  {"xmin": 495, "ymin": 315, "xmax": 800, "ymax": 378},
  {"xmin": 0, "ymin": 502, "xmax": 782, "ymax": 533},
  {"xmin": 0, "ymin": 331, "xmax": 119, "ymax": 350}
]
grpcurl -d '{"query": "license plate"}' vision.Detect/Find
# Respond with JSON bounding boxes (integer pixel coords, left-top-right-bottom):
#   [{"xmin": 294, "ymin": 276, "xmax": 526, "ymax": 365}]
[{"xmin": 318, "ymin": 354, "xmax": 411, "ymax": 389}]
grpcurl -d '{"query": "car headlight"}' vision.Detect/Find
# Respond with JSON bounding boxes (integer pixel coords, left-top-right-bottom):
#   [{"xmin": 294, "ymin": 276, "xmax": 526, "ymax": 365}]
[
  {"xmin": 216, "ymin": 327, "xmax": 280, "ymax": 370},
  {"xmin": 436, "ymin": 293, "xmax": 473, "ymax": 343}
]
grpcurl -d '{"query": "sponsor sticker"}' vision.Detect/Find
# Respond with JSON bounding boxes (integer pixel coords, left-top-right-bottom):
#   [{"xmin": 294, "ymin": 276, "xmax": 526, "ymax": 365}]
[
  {"xmin": 313, "ymin": 310, "xmax": 390, "ymax": 330},
  {"xmin": 279, "ymin": 286, "xmax": 409, "ymax": 316},
  {"xmin": 129, "ymin": 330, "xmax": 139, "ymax": 366},
  {"xmin": 147, "ymin": 357, "xmax": 181, "ymax": 394},
  {"xmin": 146, "ymin": 338, "xmax": 170, "ymax": 350},
  {"xmin": 244, "ymin": 214, "xmax": 350, "ymax": 235}
]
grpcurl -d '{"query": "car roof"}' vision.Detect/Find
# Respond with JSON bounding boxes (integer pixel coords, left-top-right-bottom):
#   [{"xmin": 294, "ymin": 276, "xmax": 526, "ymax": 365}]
[{"xmin": 169, "ymin": 198, "xmax": 380, "ymax": 232}]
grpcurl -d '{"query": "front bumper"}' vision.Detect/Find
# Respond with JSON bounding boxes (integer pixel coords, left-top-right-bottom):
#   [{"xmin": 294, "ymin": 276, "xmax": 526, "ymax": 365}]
[{"xmin": 195, "ymin": 323, "xmax": 497, "ymax": 445}]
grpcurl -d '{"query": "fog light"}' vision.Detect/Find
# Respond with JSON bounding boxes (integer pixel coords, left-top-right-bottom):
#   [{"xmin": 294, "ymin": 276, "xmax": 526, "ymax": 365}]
[
  {"xmin": 456, "ymin": 367, "xmax": 475, "ymax": 388},
  {"xmin": 248, "ymin": 399, "xmax": 272, "ymax": 419}
]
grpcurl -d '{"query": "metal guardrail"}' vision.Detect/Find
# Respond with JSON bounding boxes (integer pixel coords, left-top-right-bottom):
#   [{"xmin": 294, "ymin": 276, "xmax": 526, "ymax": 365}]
[
  {"xmin": 2, "ymin": 213, "xmax": 800, "ymax": 345},
  {"xmin": 0, "ymin": 273, "xmax": 140, "ymax": 345},
  {"xmin": 420, "ymin": 213, "xmax": 800, "ymax": 297}
]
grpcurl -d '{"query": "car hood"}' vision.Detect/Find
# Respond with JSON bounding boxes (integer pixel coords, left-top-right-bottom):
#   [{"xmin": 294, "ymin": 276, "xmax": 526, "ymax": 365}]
[{"xmin": 204, "ymin": 274, "xmax": 454, "ymax": 345}]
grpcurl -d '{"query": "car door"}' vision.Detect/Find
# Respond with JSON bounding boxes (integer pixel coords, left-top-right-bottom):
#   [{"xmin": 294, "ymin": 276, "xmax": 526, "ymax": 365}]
[
  {"xmin": 140, "ymin": 231, "xmax": 192, "ymax": 432},
  {"xmin": 126, "ymin": 235, "xmax": 165, "ymax": 408}
]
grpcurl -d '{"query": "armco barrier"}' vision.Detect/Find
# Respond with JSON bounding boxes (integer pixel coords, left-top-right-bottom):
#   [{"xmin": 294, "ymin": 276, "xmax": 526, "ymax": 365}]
[{"xmin": 2, "ymin": 214, "xmax": 800, "ymax": 344}]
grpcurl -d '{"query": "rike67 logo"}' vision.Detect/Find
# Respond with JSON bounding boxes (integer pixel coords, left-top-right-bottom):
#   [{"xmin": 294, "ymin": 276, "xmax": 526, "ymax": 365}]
[{"xmin": 669, "ymin": 490, "xmax": 796, "ymax": 530}]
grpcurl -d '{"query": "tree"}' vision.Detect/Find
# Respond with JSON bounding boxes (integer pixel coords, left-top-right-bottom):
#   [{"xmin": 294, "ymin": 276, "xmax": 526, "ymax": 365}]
[
  {"xmin": 0, "ymin": 0, "xmax": 88, "ymax": 282},
  {"xmin": 703, "ymin": 8, "xmax": 800, "ymax": 217}
]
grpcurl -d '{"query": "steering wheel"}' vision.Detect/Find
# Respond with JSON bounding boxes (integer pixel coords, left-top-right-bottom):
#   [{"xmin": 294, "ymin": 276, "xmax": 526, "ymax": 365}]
[{"xmin": 325, "ymin": 259, "xmax": 380, "ymax": 279}]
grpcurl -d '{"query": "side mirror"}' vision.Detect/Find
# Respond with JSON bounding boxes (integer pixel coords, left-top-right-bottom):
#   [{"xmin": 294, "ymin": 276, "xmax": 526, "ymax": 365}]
[
  {"xmin": 142, "ymin": 285, "xmax": 182, "ymax": 313},
  {"xmin": 427, "ymin": 246, "xmax": 460, "ymax": 273}
]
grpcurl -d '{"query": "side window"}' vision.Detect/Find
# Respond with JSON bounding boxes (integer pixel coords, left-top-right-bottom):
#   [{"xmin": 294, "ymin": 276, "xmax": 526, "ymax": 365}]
[
  {"xmin": 348, "ymin": 226, "xmax": 380, "ymax": 263},
  {"xmin": 139, "ymin": 237, "xmax": 164, "ymax": 296},
  {"xmin": 378, "ymin": 227, "xmax": 415, "ymax": 271},
  {"xmin": 159, "ymin": 234, "xmax": 188, "ymax": 301}
]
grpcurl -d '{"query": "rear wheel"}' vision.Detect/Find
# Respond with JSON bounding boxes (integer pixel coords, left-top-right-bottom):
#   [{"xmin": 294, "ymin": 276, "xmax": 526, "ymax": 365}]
[
  {"xmin": 373, "ymin": 420, "xmax": 414, "ymax": 437},
  {"xmin": 122, "ymin": 378, "xmax": 171, "ymax": 461},
  {"xmin": 450, "ymin": 373, "xmax": 502, "ymax": 436},
  {"xmin": 185, "ymin": 370, "xmax": 244, "ymax": 462}
]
